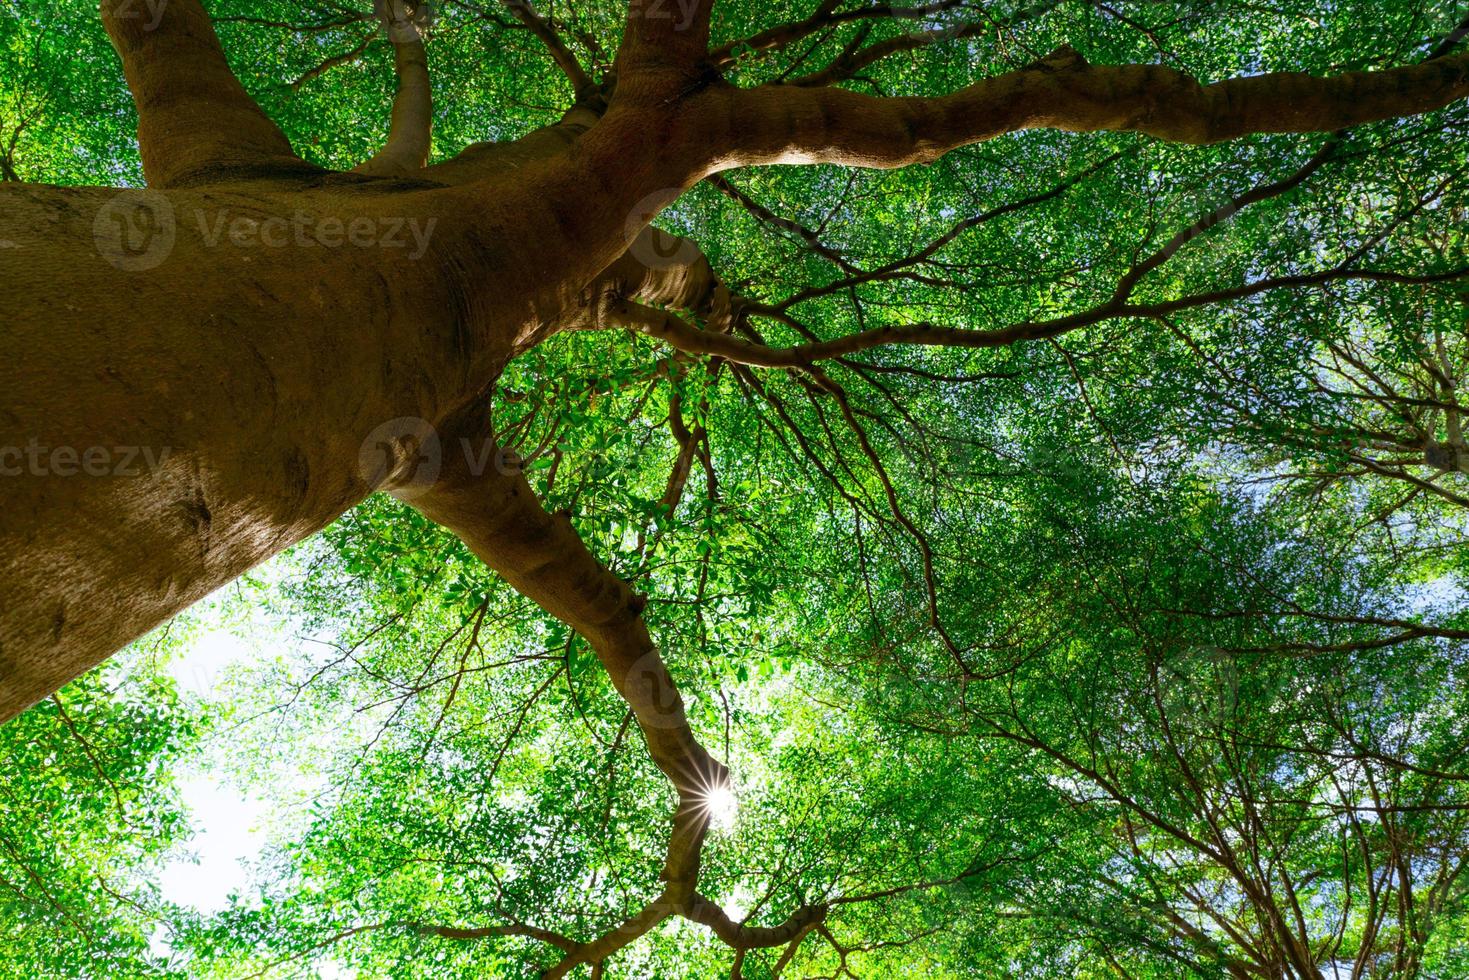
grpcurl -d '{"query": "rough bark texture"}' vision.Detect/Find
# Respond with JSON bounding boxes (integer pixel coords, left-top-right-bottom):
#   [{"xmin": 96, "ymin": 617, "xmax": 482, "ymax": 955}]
[
  {"xmin": 101, "ymin": 0, "xmax": 301, "ymax": 186},
  {"xmin": 0, "ymin": 181, "xmax": 464, "ymax": 716}
]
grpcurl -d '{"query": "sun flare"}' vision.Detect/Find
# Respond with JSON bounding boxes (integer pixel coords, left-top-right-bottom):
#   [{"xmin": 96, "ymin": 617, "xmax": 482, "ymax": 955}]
[{"xmin": 699, "ymin": 783, "xmax": 739, "ymax": 831}]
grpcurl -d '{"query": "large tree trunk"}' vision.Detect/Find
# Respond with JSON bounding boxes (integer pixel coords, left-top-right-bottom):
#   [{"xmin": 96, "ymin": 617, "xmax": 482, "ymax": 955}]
[
  {"xmin": 0, "ymin": 94, "xmax": 720, "ymax": 716},
  {"xmin": 0, "ymin": 130, "xmax": 694, "ymax": 717},
  {"xmin": 1, "ymin": 180, "xmax": 459, "ymax": 715}
]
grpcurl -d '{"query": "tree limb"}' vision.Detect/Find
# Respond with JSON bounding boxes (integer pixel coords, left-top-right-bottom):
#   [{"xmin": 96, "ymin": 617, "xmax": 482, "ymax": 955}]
[
  {"xmin": 603, "ymin": 267, "xmax": 1469, "ymax": 368},
  {"xmin": 354, "ymin": 1, "xmax": 434, "ymax": 176},
  {"xmin": 502, "ymin": 0, "xmax": 593, "ymax": 95},
  {"xmin": 615, "ymin": 0, "xmax": 715, "ymax": 96},
  {"xmin": 698, "ymin": 44, "xmax": 1469, "ymax": 170},
  {"xmin": 100, "ymin": 0, "xmax": 307, "ymax": 186}
]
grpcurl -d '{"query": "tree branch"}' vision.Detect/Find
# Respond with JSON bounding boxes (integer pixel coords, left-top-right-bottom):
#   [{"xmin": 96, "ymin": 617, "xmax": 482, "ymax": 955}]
[
  {"xmin": 100, "ymin": 0, "xmax": 307, "ymax": 186},
  {"xmin": 615, "ymin": 0, "xmax": 715, "ymax": 97},
  {"xmin": 417, "ymin": 90, "xmax": 608, "ymax": 184},
  {"xmin": 685, "ymin": 893, "xmax": 828, "ymax": 948},
  {"xmin": 698, "ymin": 44, "xmax": 1469, "ymax": 170},
  {"xmin": 602, "ymin": 267, "xmax": 1469, "ymax": 368},
  {"xmin": 354, "ymin": 1, "xmax": 434, "ymax": 176},
  {"xmin": 502, "ymin": 0, "xmax": 593, "ymax": 95},
  {"xmin": 783, "ymin": 0, "xmax": 1063, "ymax": 88},
  {"xmin": 388, "ymin": 404, "xmax": 723, "ymax": 829}
]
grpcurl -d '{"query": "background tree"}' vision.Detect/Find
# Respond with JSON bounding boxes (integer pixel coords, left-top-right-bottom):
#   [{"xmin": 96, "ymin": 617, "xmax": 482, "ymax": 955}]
[
  {"xmin": 2, "ymin": 0, "xmax": 1469, "ymax": 976},
  {"xmin": 0, "ymin": 650, "xmax": 197, "ymax": 976}
]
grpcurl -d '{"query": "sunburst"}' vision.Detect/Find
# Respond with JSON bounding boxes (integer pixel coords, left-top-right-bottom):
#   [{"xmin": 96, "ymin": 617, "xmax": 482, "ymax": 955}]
[{"xmin": 695, "ymin": 780, "xmax": 739, "ymax": 831}]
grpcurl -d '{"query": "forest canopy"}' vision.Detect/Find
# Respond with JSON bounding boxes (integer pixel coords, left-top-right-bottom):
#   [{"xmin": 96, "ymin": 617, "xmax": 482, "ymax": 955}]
[{"xmin": 2, "ymin": 0, "xmax": 1468, "ymax": 977}]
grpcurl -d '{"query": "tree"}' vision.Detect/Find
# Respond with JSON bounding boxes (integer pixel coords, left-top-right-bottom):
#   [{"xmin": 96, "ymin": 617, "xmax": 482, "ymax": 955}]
[
  {"xmin": 2, "ymin": 0, "xmax": 1468, "ymax": 976},
  {"xmin": 0, "ymin": 652, "xmax": 197, "ymax": 976}
]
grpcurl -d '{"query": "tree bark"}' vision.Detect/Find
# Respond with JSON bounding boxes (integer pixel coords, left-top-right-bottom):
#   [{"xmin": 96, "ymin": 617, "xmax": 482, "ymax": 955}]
[{"xmin": 0, "ymin": 181, "xmax": 464, "ymax": 717}]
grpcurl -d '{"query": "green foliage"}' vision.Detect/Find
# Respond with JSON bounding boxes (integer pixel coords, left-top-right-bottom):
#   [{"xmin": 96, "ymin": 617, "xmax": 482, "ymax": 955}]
[{"xmin": 0, "ymin": 654, "xmax": 197, "ymax": 977}]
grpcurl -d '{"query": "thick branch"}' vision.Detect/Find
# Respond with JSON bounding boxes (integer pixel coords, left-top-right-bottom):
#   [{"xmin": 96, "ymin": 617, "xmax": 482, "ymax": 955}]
[
  {"xmin": 355, "ymin": 3, "xmax": 433, "ymax": 176},
  {"xmin": 393, "ymin": 424, "xmax": 724, "ymax": 974},
  {"xmin": 615, "ymin": 0, "xmax": 714, "ymax": 97},
  {"xmin": 685, "ymin": 894, "xmax": 828, "ymax": 949},
  {"xmin": 391, "ymin": 411, "xmax": 854, "ymax": 975},
  {"xmin": 100, "ymin": 0, "xmax": 305, "ymax": 186},
  {"xmin": 417, "ymin": 93, "xmax": 606, "ymax": 184},
  {"xmin": 551, "ymin": 226, "xmax": 734, "ymax": 338},
  {"xmin": 389, "ymin": 411, "xmax": 721, "ymax": 807},
  {"xmin": 700, "ymin": 45, "xmax": 1469, "ymax": 169}
]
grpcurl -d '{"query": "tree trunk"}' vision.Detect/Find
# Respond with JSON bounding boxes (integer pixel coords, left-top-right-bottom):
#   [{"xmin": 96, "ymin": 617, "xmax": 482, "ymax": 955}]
[{"xmin": 1, "ymin": 180, "xmax": 461, "ymax": 715}]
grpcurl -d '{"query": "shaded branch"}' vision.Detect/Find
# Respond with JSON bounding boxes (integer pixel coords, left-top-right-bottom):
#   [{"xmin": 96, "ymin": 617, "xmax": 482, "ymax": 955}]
[
  {"xmin": 418, "ymin": 90, "xmax": 608, "ymax": 184},
  {"xmin": 100, "ymin": 0, "xmax": 307, "ymax": 186},
  {"xmin": 615, "ymin": 0, "xmax": 714, "ymax": 94},
  {"xmin": 501, "ymin": 0, "xmax": 593, "ymax": 94},
  {"xmin": 602, "ymin": 268, "xmax": 1469, "ymax": 368}
]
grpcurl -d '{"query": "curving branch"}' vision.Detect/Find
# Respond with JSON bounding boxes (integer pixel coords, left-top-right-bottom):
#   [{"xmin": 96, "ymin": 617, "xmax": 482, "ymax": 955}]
[
  {"xmin": 596, "ymin": 267, "xmax": 1469, "ymax": 369},
  {"xmin": 388, "ymin": 404, "xmax": 727, "ymax": 936},
  {"xmin": 390, "ymin": 420, "xmax": 718, "ymax": 795},
  {"xmin": 709, "ymin": 0, "xmax": 1021, "ymax": 71},
  {"xmin": 389, "ymin": 402, "xmax": 856, "ymax": 976},
  {"xmin": 354, "ymin": 0, "xmax": 434, "ymax": 176},
  {"xmin": 240, "ymin": 918, "xmax": 578, "ymax": 979},
  {"xmin": 696, "ymin": 44, "xmax": 1469, "ymax": 170},
  {"xmin": 781, "ymin": 0, "xmax": 1065, "ymax": 88},
  {"xmin": 100, "ymin": 0, "xmax": 306, "ymax": 186},
  {"xmin": 501, "ymin": 0, "xmax": 594, "ymax": 95},
  {"xmin": 685, "ymin": 893, "xmax": 828, "ymax": 949}
]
